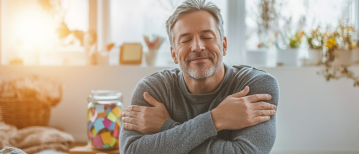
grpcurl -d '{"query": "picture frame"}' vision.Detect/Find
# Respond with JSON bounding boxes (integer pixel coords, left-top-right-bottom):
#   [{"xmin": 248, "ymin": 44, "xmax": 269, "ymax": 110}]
[{"xmin": 119, "ymin": 43, "xmax": 142, "ymax": 64}]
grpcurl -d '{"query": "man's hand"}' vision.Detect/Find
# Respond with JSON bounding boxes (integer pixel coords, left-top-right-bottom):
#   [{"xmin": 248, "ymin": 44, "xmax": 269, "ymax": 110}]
[
  {"xmin": 211, "ymin": 86, "xmax": 276, "ymax": 132},
  {"xmin": 122, "ymin": 92, "xmax": 170, "ymax": 134}
]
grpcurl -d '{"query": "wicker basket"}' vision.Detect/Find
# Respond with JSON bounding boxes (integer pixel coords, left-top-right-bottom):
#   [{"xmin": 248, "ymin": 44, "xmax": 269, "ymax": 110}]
[{"xmin": 0, "ymin": 98, "xmax": 51, "ymax": 129}]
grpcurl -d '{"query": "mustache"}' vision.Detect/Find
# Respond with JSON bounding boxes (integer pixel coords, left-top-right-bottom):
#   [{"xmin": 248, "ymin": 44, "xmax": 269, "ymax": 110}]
[{"xmin": 185, "ymin": 52, "xmax": 214, "ymax": 62}]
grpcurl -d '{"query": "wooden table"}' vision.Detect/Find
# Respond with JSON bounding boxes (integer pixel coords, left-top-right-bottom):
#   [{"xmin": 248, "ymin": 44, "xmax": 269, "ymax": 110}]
[{"xmin": 69, "ymin": 143, "xmax": 119, "ymax": 154}]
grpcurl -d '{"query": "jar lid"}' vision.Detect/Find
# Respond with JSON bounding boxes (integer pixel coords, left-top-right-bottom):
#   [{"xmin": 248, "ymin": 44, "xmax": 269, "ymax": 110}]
[{"xmin": 90, "ymin": 90, "xmax": 122, "ymax": 101}]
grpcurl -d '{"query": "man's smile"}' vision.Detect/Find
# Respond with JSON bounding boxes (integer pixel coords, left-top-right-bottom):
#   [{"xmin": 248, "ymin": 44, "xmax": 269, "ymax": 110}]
[{"xmin": 190, "ymin": 57, "xmax": 209, "ymax": 63}]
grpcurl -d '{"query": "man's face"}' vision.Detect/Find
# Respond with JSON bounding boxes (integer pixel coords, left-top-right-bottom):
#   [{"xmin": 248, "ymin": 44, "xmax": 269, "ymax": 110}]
[{"xmin": 171, "ymin": 11, "xmax": 227, "ymax": 80}]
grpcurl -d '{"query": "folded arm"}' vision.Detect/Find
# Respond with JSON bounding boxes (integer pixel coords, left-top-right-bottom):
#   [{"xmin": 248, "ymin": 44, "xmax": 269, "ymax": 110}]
[
  {"xmin": 160, "ymin": 74, "xmax": 279, "ymax": 154},
  {"xmin": 120, "ymin": 111, "xmax": 217, "ymax": 154},
  {"xmin": 120, "ymin": 79, "xmax": 218, "ymax": 154},
  {"xmin": 120, "ymin": 74, "xmax": 279, "ymax": 154}
]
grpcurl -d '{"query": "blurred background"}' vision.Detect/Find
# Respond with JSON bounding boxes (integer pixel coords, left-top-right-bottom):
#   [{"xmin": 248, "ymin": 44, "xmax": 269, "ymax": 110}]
[
  {"xmin": 1, "ymin": 0, "xmax": 359, "ymax": 153},
  {"xmin": 0, "ymin": 0, "xmax": 358, "ymax": 66}
]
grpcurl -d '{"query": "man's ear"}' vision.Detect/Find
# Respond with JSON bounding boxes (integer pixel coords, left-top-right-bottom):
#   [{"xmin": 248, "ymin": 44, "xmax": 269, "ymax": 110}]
[
  {"xmin": 222, "ymin": 37, "xmax": 227, "ymax": 56},
  {"xmin": 171, "ymin": 47, "xmax": 178, "ymax": 64}
]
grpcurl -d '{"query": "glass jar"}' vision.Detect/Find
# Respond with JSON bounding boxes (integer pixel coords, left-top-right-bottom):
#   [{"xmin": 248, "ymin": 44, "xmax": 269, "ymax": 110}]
[{"xmin": 87, "ymin": 90, "xmax": 123, "ymax": 150}]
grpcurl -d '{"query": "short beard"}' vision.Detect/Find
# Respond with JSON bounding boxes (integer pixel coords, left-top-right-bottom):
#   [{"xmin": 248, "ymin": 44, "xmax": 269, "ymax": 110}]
[{"xmin": 179, "ymin": 51, "xmax": 223, "ymax": 80}]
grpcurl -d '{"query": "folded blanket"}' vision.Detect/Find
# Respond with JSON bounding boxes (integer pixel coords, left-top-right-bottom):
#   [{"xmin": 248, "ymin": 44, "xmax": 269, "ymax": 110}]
[
  {"xmin": 0, "ymin": 122, "xmax": 74, "ymax": 154},
  {"xmin": 0, "ymin": 147, "xmax": 26, "ymax": 154}
]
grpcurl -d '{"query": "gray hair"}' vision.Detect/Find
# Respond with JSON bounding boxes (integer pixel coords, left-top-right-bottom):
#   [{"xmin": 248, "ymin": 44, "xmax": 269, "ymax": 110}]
[{"xmin": 166, "ymin": 0, "xmax": 225, "ymax": 47}]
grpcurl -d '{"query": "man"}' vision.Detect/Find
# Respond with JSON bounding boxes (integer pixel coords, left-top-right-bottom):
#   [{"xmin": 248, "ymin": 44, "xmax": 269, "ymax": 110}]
[{"xmin": 120, "ymin": 0, "xmax": 279, "ymax": 153}]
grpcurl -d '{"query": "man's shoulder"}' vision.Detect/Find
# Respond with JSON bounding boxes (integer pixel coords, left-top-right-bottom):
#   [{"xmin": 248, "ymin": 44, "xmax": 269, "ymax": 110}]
[
  {"xmin": 226, "ymin": 64, "xmax": 278, "ymax": 90},
  {"xmin": 140, "ymin": 68, "xmax": 181, "ymax": 87},
  {"xmin": 133, "ymin": 68, "xmax": 181, "ymax": 104},
  {"xmin": 229, "ymin": 64, "xmax": 274, "ymax": 80},
  {"xmin": 228, "ymin": 64, "xmax": 278, "ymax": 96}
]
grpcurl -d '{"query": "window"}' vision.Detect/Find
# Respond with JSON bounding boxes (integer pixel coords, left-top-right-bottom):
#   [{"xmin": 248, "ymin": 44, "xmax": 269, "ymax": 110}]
[
  {"xmin": 246, "ymin": 0, "xmax": 356, "ymax": 50},
  {"xmin": 109, "ymin": 0, "xmax": 227, "ymax": 66},
  {"xmin": 245, "ymin": 0, "xmax": 357, "ymax": 66},
  {"xmin": 0, "ymin": 0, "xmax": 358, "ymax": 67},
  {"xmin": 0, "ymin": 0, "xmax": 89, "ymax": 65}
]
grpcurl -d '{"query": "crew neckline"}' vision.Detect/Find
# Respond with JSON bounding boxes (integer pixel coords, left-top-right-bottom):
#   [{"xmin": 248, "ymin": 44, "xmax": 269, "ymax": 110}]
[{"xmin": 178, "ymin": 63, "xmax": 231, "ymax": 103}]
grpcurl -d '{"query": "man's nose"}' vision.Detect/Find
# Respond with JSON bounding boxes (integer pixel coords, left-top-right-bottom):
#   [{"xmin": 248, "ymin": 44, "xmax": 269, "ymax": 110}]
[{"xmin": 191, "ymin": 36, "xmax": 205, "ymax": 52}]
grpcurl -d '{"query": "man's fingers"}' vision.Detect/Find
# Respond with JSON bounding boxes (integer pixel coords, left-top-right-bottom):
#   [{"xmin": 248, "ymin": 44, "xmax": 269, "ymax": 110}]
[
  {"xmin": 245, "ymin": 94, "xmax": 271, "ymax": 103},
  {"xmin": 144, "ymin": 92, "xmax": 161, "ymax": 107},
  {"xmin": 231, "ymin": 86, "xmax": 249, "ymax": 98},
  {"xmin": 252, "ymin": 116, "xmax": 271, "ymax": 124},
  {"xmin": 253, "ymin": 110, "xmax": 276, "ymax": 116},
  {"xmin": 123, "ymin": 123, "xmax": 140, "ymax": 131},
  {"xmin": 122, "ymin": 117, "xmax": 139, "ymax": 124},
  {"xmin": 125, "ymin": 105, "xmax": 145, "ymax": 112},
  {"xmin": 252, "ymin": 102, "xmax": 276, "ymax": 110},
  {"xmin": 122, "ymin": 110, "xmax": 141, "ymax": 118}
]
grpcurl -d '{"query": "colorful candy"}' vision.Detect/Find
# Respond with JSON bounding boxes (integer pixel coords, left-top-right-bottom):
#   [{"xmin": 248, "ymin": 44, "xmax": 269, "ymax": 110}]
[{"xmin": 88, "ymin": 102, "xmax": 122, "ymax": 149}]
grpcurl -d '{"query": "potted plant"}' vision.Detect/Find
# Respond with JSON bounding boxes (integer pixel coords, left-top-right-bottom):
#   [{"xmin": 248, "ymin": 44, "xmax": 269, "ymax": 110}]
[
  {"xmin": 246, "ymin": 0, "xmax": 280, "ymax": 66},
  {"xmin": 246, "ymin": 35, "xmax": 277, "ymax": 66},
  {"xmin": 276, "ymin": 30, "xmax": 305, "ymax": 66},
  {"xmin": 354, "ymin": 40, "xmax": 359, "ymax": 64},
  {"xmin": 325, "ymin": 22, "xmax": 357, "ymax": 66},
  {"xmin": 306, "ymin": 26, "xmax": 324, "ymax": 65},
  {"xmin": 318, "ymin": 22, "xmax": 359, "ymax": 87}
]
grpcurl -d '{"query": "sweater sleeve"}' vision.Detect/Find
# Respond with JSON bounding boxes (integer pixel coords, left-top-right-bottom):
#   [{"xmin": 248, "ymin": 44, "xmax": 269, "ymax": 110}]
[
  {"xmin": 159, "ymin": 118, "xmax": 181, "ymax": 132},
  {"xmin": 156, "ymin": 73, "xmax": 279, "ymax": 154},
  {"xmin": 120, "ymin": 77, "xmax": 218, "ymax": 154}
]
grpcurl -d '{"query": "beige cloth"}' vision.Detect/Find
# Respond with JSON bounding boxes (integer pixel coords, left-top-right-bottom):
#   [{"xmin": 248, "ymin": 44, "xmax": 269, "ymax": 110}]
[
  {"xmin": 0, "ymin": 122, "xmax": 74, "ymax": 154},
  {"xmin": 0, "ymin": 147, "xmax": 26, "ymax": 154}
]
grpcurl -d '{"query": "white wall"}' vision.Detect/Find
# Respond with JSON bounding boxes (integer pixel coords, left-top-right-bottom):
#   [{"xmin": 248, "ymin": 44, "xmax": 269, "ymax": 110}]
[{"xmin": 0, "ymin": 65, "xmax": 359, "ymax": 152}]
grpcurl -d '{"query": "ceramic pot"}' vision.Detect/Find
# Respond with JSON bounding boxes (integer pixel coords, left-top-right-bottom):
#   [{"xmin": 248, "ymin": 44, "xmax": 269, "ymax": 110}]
[
  {"xmin": 308, "ymin": 48, "xmax": 323, "ymax": 65},
  {"xmin": 276, "ymin": 48, "xmax": 300, "ymax": 66},
  {"xmin": 332, "ymin": 49, "xmax": 352, "ymax": 66},
  {"xmin": 97, "ymin": 51, "xmax": 109, "ymax": 65},
  {"xmin": 145, "ymin": 49, "xmax": 158, "ymax": 66},
  {"xmin": 352, "ymin": 48, "xmax": 359, "ymax": 64},
  {"xmin": 245, "ymin": 49, "xmax": 268, "ymax": 66}
]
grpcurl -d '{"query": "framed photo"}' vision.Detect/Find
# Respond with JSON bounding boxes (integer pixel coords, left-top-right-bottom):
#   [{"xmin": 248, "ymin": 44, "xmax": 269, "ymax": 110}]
[{"xmin": 120, "ymin": 43, "xmax": 142, "ymax": 64}]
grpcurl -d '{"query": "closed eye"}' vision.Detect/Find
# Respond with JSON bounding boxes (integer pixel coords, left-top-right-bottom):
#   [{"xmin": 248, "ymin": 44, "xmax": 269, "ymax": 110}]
[{"xmin": 181, "ymin": 39, "xmax": 191, "ymax": 43}]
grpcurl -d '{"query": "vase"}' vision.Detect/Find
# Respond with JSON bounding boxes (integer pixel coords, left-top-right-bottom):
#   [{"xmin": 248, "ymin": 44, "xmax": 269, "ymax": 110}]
[
  {"xmin": 307, "ymin": 48, "xmax": 323, "ymax": 65},
  {"xmin": 332, "ymin": 49, "xmax": 352, "ymax": 66},
  {"xmin": 145, "ymin": 49, "xmax": 158, "ymax": 66},
  {"xmin": 276, "ymin": 48, "xmax": 300, "ymax": 66},
  {"xmin": 245, "ymin": 49, "xmax": 268, "ymax": 66},
  {"xmin": 97, "ymin": 51, "xmax": 109, "ymax": 65},
  {"xmin": 352, "ymin": 48, "xmax": 359, "ymax": 64}
]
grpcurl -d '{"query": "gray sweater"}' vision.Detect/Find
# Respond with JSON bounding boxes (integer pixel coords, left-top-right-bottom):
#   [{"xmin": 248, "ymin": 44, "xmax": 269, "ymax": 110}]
[{"xmin": 120, "ymin": 64, "xmax": 279, "ymax": 154}]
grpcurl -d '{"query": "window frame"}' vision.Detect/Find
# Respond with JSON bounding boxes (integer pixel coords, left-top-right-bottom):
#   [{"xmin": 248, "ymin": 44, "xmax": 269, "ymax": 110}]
[
  {"xmin": 225, "ymin": 0, "xmax": 246, "ymax": 66},
  {"xmin": 97, "ymin": 0, "xmax": 110, "ymax": 52}
]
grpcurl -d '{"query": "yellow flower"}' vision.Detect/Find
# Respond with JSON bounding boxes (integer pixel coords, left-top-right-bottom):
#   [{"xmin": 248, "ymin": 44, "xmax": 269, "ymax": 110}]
[
  {"xmin": 327, "ymin": 44, "xmax": 332, "ymax": 49},
  {"xmin": 328, "ymin": 38, "xmax": 336, "ymax": 45},
  {"xmin": 347, "ymin": 26, "xmax": 353, "ymax": 31}
]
